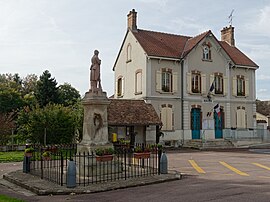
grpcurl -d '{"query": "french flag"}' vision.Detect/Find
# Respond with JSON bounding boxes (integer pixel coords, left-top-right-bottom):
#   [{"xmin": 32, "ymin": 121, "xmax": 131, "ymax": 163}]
[
  {"xmin": 214, "ymin": 103, "xmax": 221, "ymax": 117},
  {"xmin": 209, "ymin": 81, "xmax": 215, "ymax": 93}
]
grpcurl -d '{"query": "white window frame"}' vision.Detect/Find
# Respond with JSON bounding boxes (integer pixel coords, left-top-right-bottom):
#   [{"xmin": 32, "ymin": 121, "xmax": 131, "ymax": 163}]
[
  {"xmin": 191, "ymin": 70, "xmax": 201, "ymax": 93},
  {"xmin": 117, "ymin": 76, "xmax": 124, "ymax": 97},
  {"xmin": 126, "ymin": 44, "xmax": 132, "ymax": 63},
  {"xmin": 135, "ymin": 70, "xmax": 142, "ymax": 94},
  {"xmin": 215, "ymin": 73, "xmax": 223, "ymax": 94}
]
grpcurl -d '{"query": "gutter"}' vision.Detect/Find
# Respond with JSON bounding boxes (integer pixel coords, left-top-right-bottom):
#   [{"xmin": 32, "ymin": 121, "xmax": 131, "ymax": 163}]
[{"xmin": 180, "ymin": 59, "xmax": 184, "ymax": 146}]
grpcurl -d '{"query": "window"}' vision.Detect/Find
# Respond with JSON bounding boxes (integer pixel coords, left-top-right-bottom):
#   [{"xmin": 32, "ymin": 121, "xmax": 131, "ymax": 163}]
[
  {"xmin": 127, "ymin": 44, "xmax": 132, "ymax": 63},
  {"xmin": 191, "ymin": 70, "xmax": 201, "ymax": 93},
  {"xmin": 156, "ymin": 68, "xmax": 177, "ymax": 93},
  {"xmin": 135, "ymin": 70, "xmax": 142, "ymax": 94},
  {"xmin": 215, "ymin": 73, "xmax": 223, "ymax": 94},
  {"xmin": 232, "ymin": 75, "xmax": 249, "ymax": 97},
  {"xmin": 237, "ymin": 75, "xmax": 245, "ymax": 96},
  {"xmin": 117, "ymin": 77, "xmax": 124, "ymax": 97},
  {"xmin": 162, "ymin": 68, "xmax": 172, "ymax": 92},
  {"xmin": 202, "ymin": 45, "xmax": 211, "ymax": 60},
  {"xmin": 160, "ymin": 104, "xmax": 173, "ymax": 131},
  {"xmin": 236, "ymin": 107, "xmax": 246, "ymax": 128}
]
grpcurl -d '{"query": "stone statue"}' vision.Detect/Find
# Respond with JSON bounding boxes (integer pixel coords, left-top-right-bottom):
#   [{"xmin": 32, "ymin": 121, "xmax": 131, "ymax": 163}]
[{"xmin": 90, "ymin": 50, "xmax": 102, "ymax": 92}]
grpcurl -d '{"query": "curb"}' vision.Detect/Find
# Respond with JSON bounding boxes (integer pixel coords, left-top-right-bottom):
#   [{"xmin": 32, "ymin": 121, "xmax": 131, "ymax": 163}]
[{"xmin": 3, "ymin": 171, "xmax": 181, "ymax": 196}]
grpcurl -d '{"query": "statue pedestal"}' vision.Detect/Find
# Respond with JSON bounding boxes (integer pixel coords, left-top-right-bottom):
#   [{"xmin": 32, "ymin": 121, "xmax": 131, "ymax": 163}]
[
  {"xmin": 78, "ymin": 90, "xmax": 111, "ymax": 148},
  {"xmin": 77, "ymin": 90, "xmax": 114, "ymax": 176}
]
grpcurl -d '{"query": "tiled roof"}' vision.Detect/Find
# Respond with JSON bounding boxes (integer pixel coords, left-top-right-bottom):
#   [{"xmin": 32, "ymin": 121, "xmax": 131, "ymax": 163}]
[
  {"xmin": 108, "ymin": 99, "xmax": 161, "ymax": 126},
  {"xmin": 132, "ymin": 29, "xmax": 190, "ymax": 59},
  {"xmin": 219, "ymin": 41, "xmax": 258, "ymax": 68},
  {"xmin": 182, "ymin": 30, "xmax": 211, "ymax": 57},
  {"xmin": 132, "ymin": 29, "xmax": 258, "ymax": 67}
]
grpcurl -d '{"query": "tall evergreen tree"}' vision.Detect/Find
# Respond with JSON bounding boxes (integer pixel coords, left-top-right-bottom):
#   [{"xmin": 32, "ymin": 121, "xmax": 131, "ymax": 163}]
[{"xmin": 35, "ymin": 70, "xmax": 59, "ymax": 107}]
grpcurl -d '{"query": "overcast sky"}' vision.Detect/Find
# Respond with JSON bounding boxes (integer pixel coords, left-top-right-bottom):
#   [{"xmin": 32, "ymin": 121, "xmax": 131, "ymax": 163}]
[{"xmin": 0, "ymin": 0, "xmax": 270, "ymax": 100}]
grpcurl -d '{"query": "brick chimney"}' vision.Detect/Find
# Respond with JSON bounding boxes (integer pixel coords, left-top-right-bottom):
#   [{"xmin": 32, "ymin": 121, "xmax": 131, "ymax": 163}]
[
  {"xmin": 127, "ymin": 9, "xmax": 137, "ymax": 31},
  {"xmin": 221, "ymin": 25, "xmax": 235, "ymax": 46}
]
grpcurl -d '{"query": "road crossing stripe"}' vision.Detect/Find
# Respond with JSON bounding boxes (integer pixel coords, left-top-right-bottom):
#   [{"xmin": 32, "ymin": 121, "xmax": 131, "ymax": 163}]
[
  {"xmin": 188, "ymin": 160, "xmax": 206, "ymax": 174},
  {"xmin": 219, "ymin": 161, "xmax": 249, "ymax": 176},
  {"xmin": 253, "ymin": 163, "xmax": 270, "ymax": 171}
]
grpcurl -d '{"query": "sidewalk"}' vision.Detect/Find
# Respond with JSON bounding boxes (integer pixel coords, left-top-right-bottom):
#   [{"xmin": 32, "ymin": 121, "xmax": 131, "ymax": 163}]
[{"xmin": 3, "ymin": 170, "xmax": 181, "ymax": 196}]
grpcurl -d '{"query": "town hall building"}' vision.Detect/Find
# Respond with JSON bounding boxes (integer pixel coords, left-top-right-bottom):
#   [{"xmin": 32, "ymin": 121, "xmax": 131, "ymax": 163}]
[{"xmin": 113, "ymin": 9, "xmax": 259, "ymax": 147}]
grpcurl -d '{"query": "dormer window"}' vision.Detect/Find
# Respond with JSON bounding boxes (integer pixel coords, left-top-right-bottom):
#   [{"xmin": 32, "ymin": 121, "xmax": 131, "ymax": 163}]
[
  {"xmin": 203, "ymin": 46, "xmax": 211, "ymax": 60},
  {"xmin": 202, "ymin": 42, "xmax": 212, "ymax": 61}
]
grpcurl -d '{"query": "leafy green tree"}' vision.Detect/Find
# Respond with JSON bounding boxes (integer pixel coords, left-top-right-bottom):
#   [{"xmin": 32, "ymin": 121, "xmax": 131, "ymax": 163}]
[
  {"xmin": 35, "ymin": 70, "xmax": 59, "ymax": 107},
  {"xmin": 58, "ymin": 83, "xmax": 81, "ymax": 106},
  {"xmin": 0, "ymin": 86, "xmax": 24, "ymax": 114},
  {"xmin": 17, "ymin": 103, "xmax": 82, "ymax": 144},
  {"xmin": 22, "ymin": 74, "xmax": 38, "ymax": 96},
  {"xmin": 0, "ymin": 73, "xmax": 23, "ymax": 92}
]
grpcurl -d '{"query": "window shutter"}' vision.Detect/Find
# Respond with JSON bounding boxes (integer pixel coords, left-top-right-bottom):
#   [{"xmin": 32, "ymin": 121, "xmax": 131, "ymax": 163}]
[
  {"xmin": 245, "ymin": 78, "xmax": 249, "ymax": 97},
  {"xmin": 201, "ymin": 73, "xmax": 206, "ymax": 95},
  {"xmin": 237, "ymin": 109, "xmax": 246, "ymax": 128},
  {"xmin": 122, "ymin": 77, "xmax": 125, "ymax": 96},
  {"xmin": 223, "ymin": 76, "xmax": 228, "ymax": 95},
  {"xmin": 241, "ymin": 109, "xmax": 246, "ymax": 128},
  {"xmin": 115, "ymin": 80, "xmax": 118, "ymax": 97},
  {"xmin": 173, "ymin": 71, "xmax": 178, "ymax": 93},
  {"xmin": 210, "ymin": 74, "xmax": 215, "ymax": 91},
  {"xmin": 186, "ymin": 72, "xmax": 191, "ymax": 94},
  {"xmin": 167, "ymin": 107, "xmax": 173, "ymax": 131},
  {"xmin": 232, "ymin": 76, "xmax": 237, "ymax": 96},
  {"xmin": 156, "ymin": 70, "xmax": 162, "ymax": 92},
  {"xmin": 161, "ymin": 107, "xmax": 167, "ymax": 130}
]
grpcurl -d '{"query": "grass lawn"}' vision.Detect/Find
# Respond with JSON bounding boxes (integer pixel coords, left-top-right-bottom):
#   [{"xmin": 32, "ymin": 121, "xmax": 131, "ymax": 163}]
[
  {"xmin": 0, "ymin": 195, "xmax": 25, "ymax": 202},
  {"xmin": 0, "ymin": 151, "xmax": 24, "ymax": 163}
]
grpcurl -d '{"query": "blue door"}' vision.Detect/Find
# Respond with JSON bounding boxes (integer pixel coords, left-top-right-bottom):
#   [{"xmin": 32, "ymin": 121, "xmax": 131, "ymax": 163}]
[
  {"xmin": 191, "ymin": 108, "xmax": 201, "ymax": 139},
  {"xmin": 214, "ymin": 111, "xmax": 223, "ymax": 138}
]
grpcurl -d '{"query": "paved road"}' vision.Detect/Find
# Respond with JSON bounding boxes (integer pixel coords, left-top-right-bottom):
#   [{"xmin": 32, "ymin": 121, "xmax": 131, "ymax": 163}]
[{"xmin": 2, "ymin": 150, "xmax": 270, "ymax": 201}]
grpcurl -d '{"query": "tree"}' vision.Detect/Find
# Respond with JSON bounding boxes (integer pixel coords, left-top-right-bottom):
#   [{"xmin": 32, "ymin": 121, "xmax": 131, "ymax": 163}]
[
  {"xmin": 0, "ymin": 86, "xmax": 24, "ymax": 114},
  {"xmin": 22, "ymin": 74, "xmax": 38, "ymax": 96},
  {"xmin": 58, "ymin": 83, "xmax": 81, "ymax": 106},
  {"xmin": 35, "ymin": 70, "xmax": 59, "ymax": 107},
  {"xmin": 17, "ymin": 104, "xmax": 81, "ymax": 144}
]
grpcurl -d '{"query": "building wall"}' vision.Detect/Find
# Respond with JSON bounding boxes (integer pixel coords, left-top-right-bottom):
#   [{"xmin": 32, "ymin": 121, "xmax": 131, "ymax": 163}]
[
  {"xmin": 113, "ymin": 30, "xmax": 257, "ymax": 144},
  {"xmin": 114, "ymin": 31, "xmax": 147, "ymax": 99}
]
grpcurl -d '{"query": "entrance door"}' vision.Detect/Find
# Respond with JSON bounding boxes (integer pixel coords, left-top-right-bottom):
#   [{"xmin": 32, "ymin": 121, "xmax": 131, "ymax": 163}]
[
  {"xmin": 214, "ymin": 111, "xmax": 223, "ymax": 138},
  {"xmin": 191, "ymin": 108, "xmax": 201, "ymax": 139}
]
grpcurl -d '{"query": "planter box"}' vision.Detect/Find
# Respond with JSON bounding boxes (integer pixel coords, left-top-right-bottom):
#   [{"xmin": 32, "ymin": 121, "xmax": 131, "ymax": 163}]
[
  {"xmin": 96, "ymin": 155, "xmax": 113, "ymax": 162},
  {"xmin": 42, "ymin": 156, "xmax": 51, "ymax": 161},
  {"xmin": 134, "ymin": 152, "xmax": 151, "ymax": 159}
]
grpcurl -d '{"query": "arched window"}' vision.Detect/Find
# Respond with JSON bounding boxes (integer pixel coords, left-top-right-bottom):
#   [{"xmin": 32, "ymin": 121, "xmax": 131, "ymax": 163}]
[
  {"xmin": 135, "ymin": 70, "xmax": 142, "ymax": 94},
  {"xmin": 127, "ymin": 44, "xmax": 132, "ymax": 63},
  {"xmin": 202, "ymin": 45, "xmax": 211, "ymax": 60}
]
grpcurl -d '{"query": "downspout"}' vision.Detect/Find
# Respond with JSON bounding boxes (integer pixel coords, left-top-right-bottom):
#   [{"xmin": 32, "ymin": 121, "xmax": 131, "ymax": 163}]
[{"xmin": 180, "ymin": 59, "xmax": 184, "ymax": 146}]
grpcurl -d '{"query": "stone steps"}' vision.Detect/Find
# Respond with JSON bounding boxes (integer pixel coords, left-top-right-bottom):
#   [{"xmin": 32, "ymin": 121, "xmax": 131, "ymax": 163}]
[{"xmin": 184, "ymin": 139, "xmax": 235, "ymax": 150}]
